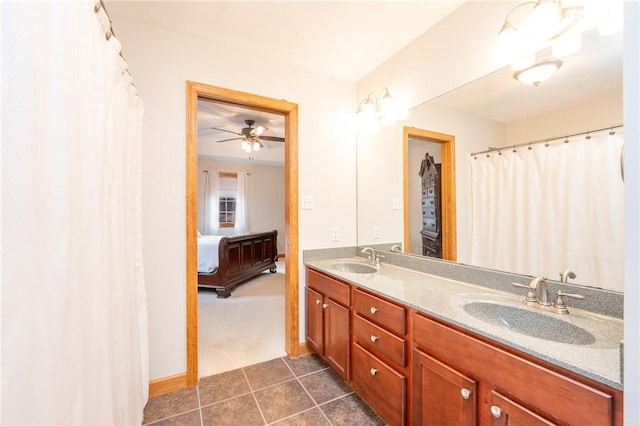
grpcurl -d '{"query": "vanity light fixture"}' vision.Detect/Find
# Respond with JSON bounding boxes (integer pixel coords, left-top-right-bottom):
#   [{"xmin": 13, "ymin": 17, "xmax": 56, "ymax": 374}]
[
  {"xmin": 513, "ymin": 60, "xmax": 562, "ymax": 86},
  {"xmin": 356, "ymin": 87, "xmax": 408, "ymax": 133}
]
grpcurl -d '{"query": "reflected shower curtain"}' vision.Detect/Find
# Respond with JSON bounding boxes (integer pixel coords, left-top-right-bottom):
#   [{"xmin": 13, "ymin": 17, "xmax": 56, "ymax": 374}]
[
  {"xmin": 470, "ymin": 133, "xmax": 624, "ymax": 291},
  {"xmin": 2, "ymin": 2, "xmax": 148, "ymax": 424}
]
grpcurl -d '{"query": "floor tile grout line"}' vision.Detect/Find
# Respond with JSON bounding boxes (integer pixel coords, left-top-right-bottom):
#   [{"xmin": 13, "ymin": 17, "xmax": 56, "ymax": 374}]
[
  {"xmin": 243, "ymin": 367, "xmax": 269, "ymax": 425},
  {"xmin": 144, "ymin": 407, "xmax": 201, "ymax": 426},
  {"xmin": 195, "ymin": 385, "xmax": 204, "ymax": 426},
  {"xmin": 198, "ymin": 390, "xmax": 254, "ymax": 409}
]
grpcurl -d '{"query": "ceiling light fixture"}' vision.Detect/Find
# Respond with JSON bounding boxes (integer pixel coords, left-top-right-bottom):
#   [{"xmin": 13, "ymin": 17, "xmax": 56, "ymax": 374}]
[
  {"xmin": 497, "ymin": 0, "xmax": 583, "ymax": 66},
  {"xmin": 513, "ymin": 60, "xmax": 562, "ymax": 86},
  {"xmin": 356, "ymin": 87, "xmax": 408, "ymax": 133}
]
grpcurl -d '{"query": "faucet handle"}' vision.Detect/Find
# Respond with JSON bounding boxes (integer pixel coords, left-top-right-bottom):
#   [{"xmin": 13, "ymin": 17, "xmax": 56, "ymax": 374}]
[
  {"xmin": 553, "ymin": 290, "xmax": 585, "ymax": 314},
  {"xmin": 511, "ymin": 283, "xmax": 537, "ymax": 303}
]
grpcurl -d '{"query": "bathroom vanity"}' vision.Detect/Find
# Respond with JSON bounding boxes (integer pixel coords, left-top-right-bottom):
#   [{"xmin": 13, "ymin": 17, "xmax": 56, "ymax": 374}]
[{"xmin": 304, "ymin": 255, "xmax": 623, "ymax": 426}]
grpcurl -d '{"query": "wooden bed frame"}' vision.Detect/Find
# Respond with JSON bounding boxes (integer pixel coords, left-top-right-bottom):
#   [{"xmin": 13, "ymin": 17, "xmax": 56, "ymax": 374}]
[{"xmin": 197, "ymin": 230, "xmax": 278, "ymax": 298}]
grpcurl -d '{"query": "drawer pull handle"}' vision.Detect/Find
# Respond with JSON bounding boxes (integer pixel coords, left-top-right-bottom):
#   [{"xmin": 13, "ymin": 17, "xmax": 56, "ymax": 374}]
[
  {"xmin": 370, "ymin": 307, "xmax": 378, "ymax": 314},
  {"xmin": 316, "ymin": 300, "xmax": 321, "ymax": 305},
  {"xmin": 460, "ymin": 388, "xmax": 471, "ymax": 400},
  {"xmin": 370, "ymin": 368, "xmax": 378, "ymax": 376},
  {"xmin": 490, "ymin": 406, "xmax": 502, "ymax": 418},
  {"xmin": 370, "ymin": 335, "xmax": 379, "ymax": 343},
  {"xmin": 322, "ymin": 303, "xmax": 329, "ymax": 309}
]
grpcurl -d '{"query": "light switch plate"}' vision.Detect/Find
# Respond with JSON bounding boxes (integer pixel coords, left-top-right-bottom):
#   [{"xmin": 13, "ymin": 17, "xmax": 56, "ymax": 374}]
[
  {"xmin": 392, "ymin": 197, "xmax": 402, "ymax": 210},
  {"xmin": 332, "ymin": 227, "xmax": 340, "ymax": 241},
  {"xmin": 373, "ymin": 225, "xmax": 381, "ymax": 239}
]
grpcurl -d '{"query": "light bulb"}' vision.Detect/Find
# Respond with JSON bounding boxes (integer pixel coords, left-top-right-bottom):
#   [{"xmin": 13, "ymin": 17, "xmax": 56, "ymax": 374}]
[
  {"xmin": 511, "ymin": 55, "xmax": 535, "ymax": 71},
  {"xmin": 529, "ymin": 0, "xmax": 560, "ymax": 41}
]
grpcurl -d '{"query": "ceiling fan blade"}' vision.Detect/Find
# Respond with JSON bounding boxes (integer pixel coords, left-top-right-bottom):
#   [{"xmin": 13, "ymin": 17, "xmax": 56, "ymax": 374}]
[
  {"xmin": 212, "ymin": 127, "xmax": 242, "ymax": 136},
  {"xmin": 259, "ymin": 135, "xmax": 285, "ymax": 142},
  {"xmin": 216, "ymin": 137, "xmax": 242, "ymax": 143}
]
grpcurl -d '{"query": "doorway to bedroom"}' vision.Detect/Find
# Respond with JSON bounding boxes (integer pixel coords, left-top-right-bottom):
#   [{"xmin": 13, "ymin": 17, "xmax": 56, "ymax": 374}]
[{"xmin": 186, "ymin": 82, "xmax": 299, "ymax": 385}]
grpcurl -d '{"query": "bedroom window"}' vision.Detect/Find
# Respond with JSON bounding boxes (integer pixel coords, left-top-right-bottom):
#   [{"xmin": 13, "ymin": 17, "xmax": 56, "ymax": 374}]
[
  {"xmin": 219, "ymin": 172, "xmax": 238, "ymax": 228},
  {"xmin": 219, "ymin": 196, "xmax": 236, "ymax": 226}
]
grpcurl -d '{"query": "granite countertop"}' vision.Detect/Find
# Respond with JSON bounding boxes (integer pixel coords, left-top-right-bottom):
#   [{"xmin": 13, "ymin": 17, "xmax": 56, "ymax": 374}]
[{"xmin": 305, "ymin": 257, "xmax": 623, "ymax": 390}]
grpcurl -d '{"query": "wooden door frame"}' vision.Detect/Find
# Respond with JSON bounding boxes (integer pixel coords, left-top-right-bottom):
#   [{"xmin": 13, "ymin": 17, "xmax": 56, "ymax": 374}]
[
  {"xmin": 403, "ymin": 127, "xmax": 457, "ymax": 261},
  {"xmin": 186, "ymin": 81, "xmax": 299, "ymax": 385}
]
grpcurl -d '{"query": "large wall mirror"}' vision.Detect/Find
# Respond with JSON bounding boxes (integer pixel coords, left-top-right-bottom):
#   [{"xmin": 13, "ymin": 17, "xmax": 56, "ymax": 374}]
[{"xmin": 356, "ymin": 28, "xmax": 623, "ymax": 291}]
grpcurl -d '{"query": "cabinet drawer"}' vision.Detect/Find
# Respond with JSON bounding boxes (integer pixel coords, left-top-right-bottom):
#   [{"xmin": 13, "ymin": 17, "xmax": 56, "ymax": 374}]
[
  {"xmin": 353, "ymin": 314, "xmax": 406, "ymax": 367},
  {"xmin": 306, "ymin": 268, "xmax": 350, "ymax": 306},
  {"xmin": 422, "ymin": 196, "xmax": 436, "ymax": 207},
  {"xmin": 353, "ymin": 288, "xmax": 406, "ymax": 336},
  {"xmin": 351, "ymin": 342, "xmax": 406, "ymax": 426},
  {"xmin": 423, "ymin": 207, "xmax": 437, "ymax": 218},
  {"xmin": 413, "ymin": 313, "xmax": 614, "ymax": 426}
]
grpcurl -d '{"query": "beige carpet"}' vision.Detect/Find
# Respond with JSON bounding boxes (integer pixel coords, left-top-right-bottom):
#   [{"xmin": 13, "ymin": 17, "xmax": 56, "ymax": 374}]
[{"xmin": 198, "ymin": 265, "xmax": 286, "ymax": 378}]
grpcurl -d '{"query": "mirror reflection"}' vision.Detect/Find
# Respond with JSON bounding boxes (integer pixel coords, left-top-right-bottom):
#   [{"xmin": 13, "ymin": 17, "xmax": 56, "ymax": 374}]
[{"xmin": 356, "ymin": 28, "xmax": 623, "ymax": 292}]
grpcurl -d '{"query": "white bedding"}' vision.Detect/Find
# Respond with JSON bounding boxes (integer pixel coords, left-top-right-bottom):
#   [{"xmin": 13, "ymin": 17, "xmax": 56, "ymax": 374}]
[{"xmin": 197, "ymin": 235, "xmax": 224, "ymax": 273}]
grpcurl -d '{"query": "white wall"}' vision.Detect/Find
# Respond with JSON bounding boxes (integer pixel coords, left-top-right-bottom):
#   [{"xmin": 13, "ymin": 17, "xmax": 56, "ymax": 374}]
[
  {"xmin": 505, "ymin": 92, "xmax": 623, "ymax": 144},
  {"xmin": 109, "ymin": 15, "xmax": 357, "ymax": 380},
  {"xmin": 197, "ymin": 159, "xmax": 286, "ymax": 254}
]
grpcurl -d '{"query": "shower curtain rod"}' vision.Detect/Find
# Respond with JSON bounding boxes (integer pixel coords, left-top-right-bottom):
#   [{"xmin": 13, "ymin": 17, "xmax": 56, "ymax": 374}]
[{"xmin": 470, "ymin": 123, "xmax": 623, "ymax": 157}]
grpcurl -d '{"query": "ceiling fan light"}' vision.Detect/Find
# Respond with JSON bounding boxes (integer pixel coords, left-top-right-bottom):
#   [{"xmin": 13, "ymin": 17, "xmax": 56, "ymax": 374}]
[
  {"xmin": 252, "ymin": 142, "xmax": 260, "ymax": 152},
  {"xmin": 514, "ymin": 60, "xmax": 562, "ymax": 86},
  {"xmin": 530, "ymin": 0, "xmax": 560, "ymax": 40}
]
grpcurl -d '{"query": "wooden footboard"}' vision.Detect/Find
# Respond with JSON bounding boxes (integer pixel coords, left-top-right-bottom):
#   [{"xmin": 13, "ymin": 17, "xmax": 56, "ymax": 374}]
[{"xmin": 198, "ymin": 230, "xmax": 278, "ymax": 298}]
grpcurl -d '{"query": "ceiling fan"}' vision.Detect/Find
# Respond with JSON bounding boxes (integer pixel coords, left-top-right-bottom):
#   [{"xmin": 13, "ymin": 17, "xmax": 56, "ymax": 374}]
[{"xmin": 212, "ymin": 119, "xmax": 284, "ymax": 152}]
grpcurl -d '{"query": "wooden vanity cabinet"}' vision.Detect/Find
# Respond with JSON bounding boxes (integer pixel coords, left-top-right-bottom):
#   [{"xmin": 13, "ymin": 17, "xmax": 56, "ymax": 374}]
[
  {"xmin": 351, "ymin": 288, "xmax": 409, "ymax": 426},
  {"xmin": 305, "ymin": 269, "xmax": 350, "ymax": 381},
  {"xmin": 305, "ymin": 267, "xmax": 622, "ymax": 426},
  {"xmin": 412, "ymin": 348, "xmax": 477, "ymax": 426},
  {"xmin": 412, "ymin": 312, "xmax": 621, "ymax": 426}
]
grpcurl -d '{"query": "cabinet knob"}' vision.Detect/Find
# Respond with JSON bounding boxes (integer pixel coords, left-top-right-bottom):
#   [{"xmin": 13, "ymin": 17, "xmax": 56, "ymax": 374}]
[
  {"xmin": 370, "ymin": 368, "xmax": 378, "ymax": 376},
  {"xmin": 370, "ymin": 307, "xmax": 378, "ymax": 314},
  {"xmin": 316, "ymin": 300, "xmax": 321, "ymax": 305},
  {"xmin": 370, "ymin": 335, "xmax": 379, "ymax": 343},
  {"xmin": 490, "ymin": 406, "xmax": 502, "ymax": 418},
  {"xmin": 322, "ymin": 303, "xmax": 329, "ymax": 309},
  {"xmin": 460, "ymin": 388, "xmax": 472, "ymax": 400}
]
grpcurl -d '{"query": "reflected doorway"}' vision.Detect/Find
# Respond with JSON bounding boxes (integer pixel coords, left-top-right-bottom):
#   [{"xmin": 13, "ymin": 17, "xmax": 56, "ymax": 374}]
[{"xmin": 403, "ymin": 127, "xmax": 457, "ymax": 261}]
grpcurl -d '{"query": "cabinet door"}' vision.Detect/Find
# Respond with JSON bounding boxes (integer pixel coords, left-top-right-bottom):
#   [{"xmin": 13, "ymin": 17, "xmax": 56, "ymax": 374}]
[
  {"xmin": 489, "ymin": 391, "xmax": 560, "ymax": 426},
  {"xmin": 305, "ymin": 287, "xmax": 324, "ymax": 355},
  {"xmin": 324, "ymin": 297, "xmax": 350, "ymax": 381},
  {"xmin": 413, "ymin": 348, "xmax": 477, "ymax": 426}
]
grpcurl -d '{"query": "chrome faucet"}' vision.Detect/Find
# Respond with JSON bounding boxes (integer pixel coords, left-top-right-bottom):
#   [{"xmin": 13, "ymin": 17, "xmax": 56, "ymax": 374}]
[
  {"xmin": 390, "ymin": 244, "xmax": 402, "ymax": 253},
  {"xmin": 559, "ymin": 269, "xmax": 577, "ymax": 283},
  {"xmin": 529, "ymin": 277, "xmax": 551, "ymax": 306},
  {"xmin": 361, "ymin": 247, "xmax": 375, "ymax": 264}
]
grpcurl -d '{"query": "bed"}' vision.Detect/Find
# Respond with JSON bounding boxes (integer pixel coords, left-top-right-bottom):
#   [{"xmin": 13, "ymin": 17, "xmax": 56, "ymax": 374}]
[{"xmin": 197, "ymin": 230, "xmax": 278, "ymax": 298}]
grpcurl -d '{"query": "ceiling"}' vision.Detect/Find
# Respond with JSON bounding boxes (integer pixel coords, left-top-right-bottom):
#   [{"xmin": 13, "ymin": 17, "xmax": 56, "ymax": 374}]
[
  {"xmin": 108, "ymin": 0, "xmax": 623, "ymax": 149},
  {"xmin": 105, "ymin": 1, "xmax": 465, "ymax": 83},
  {"xmin": 430, "ymin": 28, "xmax": 623, "ymax": 124},
  {"xmin": 197, "ymin": 100, "xmax": 286, "ymax": 164}
]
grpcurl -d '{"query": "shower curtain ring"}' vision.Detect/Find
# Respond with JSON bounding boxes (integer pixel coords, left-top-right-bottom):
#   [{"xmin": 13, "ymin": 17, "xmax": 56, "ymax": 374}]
[
  {"xmin": 544, "ymin": 140, "xmax": 549, "ymax": 147},
  {"xmin": 609, "ymin": 127, "xmax": 615, "ymax": 135},
  {"xmin": 586, "ymin": 132, "xmax": 591, "ymax": 140},
  {"xmin": 564, "ymin": 137, "xmax": 569, "ymax": 143}
]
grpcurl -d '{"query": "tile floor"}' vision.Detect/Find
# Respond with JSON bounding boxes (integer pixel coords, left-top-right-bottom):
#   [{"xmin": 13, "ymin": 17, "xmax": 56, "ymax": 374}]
[{"xmin": 143, "ymin": 354, "xmax": 386, "ymax": 425}]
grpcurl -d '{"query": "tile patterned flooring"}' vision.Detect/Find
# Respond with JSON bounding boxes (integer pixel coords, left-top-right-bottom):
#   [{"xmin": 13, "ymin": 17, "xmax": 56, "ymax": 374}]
[{"xmin": 143, "ymin": 354, "xmax": 386, "ymax": 425}]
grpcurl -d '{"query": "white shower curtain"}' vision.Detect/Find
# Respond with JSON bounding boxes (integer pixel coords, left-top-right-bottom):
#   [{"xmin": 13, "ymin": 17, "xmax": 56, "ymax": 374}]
[
  {"xmin": 235, "ymin": 172, "xmax": 250, "ymax": 234},
  {"xmin": 203, "ymin": 170, "xmax": 220, "ymax": 235},
  {"xmin": 470, "ymin": 133, "xmax": 624, "ymax": 291},
  {"xmin": 2, "ymin": 2, "xmax": 148, "ymax": 424}
]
